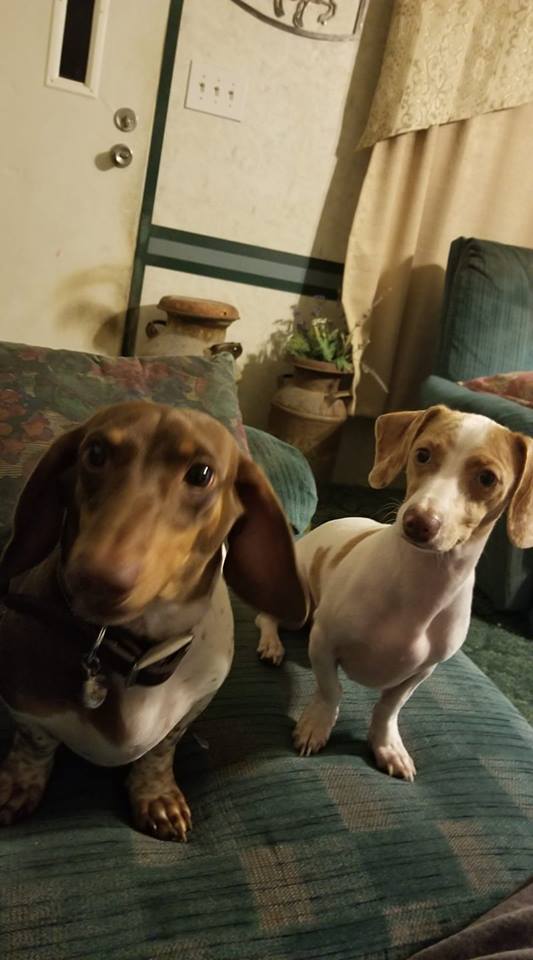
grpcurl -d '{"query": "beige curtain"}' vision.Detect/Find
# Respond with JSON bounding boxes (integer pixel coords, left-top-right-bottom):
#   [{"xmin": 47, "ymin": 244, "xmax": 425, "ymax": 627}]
[
  {"xmin": 344, "ymin": 102, "xmax": 533, "ymax": 416},
  {"xmin": 360, "ymin": 0, "xmax": 533, "ymax": 148},
  {"xmin": 342, "ymin": 0, "xmax": 533, "ymax": 417}
]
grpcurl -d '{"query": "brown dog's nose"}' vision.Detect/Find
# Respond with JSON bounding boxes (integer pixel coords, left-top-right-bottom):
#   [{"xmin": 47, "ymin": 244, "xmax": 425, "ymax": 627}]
[
  {"xmin": 402, "ymin": 507, "xmax": 441, "ymax": 545},
  {"xmin": 68, "ymin": 558, "xmax": 140, "ymax": 601}
]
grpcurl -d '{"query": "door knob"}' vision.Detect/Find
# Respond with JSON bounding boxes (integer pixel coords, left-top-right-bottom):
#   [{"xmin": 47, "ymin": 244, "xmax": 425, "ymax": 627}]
[{"xmin": 110, "ymin": 144, "xmax": 133, "ymax": 168}]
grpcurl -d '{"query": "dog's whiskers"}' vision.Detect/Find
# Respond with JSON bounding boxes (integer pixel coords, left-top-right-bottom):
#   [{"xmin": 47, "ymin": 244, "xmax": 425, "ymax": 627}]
[{"xmin": 378, "ymin": 498, "xmax": 402, "ymax": 524}]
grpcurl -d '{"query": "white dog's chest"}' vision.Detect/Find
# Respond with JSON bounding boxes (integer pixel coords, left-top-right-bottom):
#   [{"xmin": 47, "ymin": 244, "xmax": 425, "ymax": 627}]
[
  {"xmin": 21, "ymin": 580, "xmax": 234, "ymax": 767},
  {"xmin": 318, "ymin": 567, "xmax": 472, "ymax": 689},
  {"xmin": 333, "ymin": 619, "xmax": 440, "ymax": 689}
]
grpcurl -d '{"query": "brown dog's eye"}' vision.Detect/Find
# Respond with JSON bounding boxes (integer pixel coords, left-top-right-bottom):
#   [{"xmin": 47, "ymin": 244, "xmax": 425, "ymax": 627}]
[
  {"xmin": 184, "ymin": 463, "xmax": 214, "ymax": 487},
  {"xmin": 479, "ymin": 469, "xmax": 497, "ymax": 488},
  {"xmin": 84, "ymin": 439, "xmax": 108, "ymax": 469},
  {"xmin": 415, "ymin": 448, "xmax": 431, "ymax": 464}
]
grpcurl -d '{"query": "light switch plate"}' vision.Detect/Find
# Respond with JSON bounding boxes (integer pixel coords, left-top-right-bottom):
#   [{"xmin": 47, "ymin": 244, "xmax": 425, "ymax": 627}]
[{"xmin": 185, "ymin": 61, "xmax": 246, "ymax": 122}]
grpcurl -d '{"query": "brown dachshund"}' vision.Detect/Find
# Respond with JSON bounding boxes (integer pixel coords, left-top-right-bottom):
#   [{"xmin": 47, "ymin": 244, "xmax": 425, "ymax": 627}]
[{"xmin": 0, "ymin": 401, "xmax": 306, "ymax": 840}]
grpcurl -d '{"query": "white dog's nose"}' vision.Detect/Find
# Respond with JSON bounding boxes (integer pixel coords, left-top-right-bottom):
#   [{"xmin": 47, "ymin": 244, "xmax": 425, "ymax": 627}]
[{"xmin": 402, "ymin": 507, "xmax": 442, "ymax": 545}]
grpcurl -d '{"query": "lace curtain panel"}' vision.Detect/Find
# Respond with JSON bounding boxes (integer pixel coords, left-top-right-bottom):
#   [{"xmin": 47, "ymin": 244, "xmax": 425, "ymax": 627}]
[{"xmin": 359, "ymin": 0, "xmax": 533, "ymax": 149}]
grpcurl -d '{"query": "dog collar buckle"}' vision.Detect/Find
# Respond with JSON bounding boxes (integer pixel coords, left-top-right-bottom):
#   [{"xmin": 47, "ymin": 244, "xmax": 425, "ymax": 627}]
[{"xmin": 125, "ymin": 631, "xmax": 194, "ymax": 688}]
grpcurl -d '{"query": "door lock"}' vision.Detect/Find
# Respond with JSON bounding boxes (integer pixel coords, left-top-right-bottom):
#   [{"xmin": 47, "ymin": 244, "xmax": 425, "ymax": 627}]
[
  {"xmin": 114, "ymin": 107, "xmax": 137, "ymax": 132},
  {"xmin": 110, "ymin": 144, "xmax": 133, "ymax": 168}
]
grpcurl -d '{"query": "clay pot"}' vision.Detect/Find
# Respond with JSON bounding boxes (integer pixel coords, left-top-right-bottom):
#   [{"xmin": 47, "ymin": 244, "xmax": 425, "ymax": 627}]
[
  {"xmin": 268, "ymin": 356, "xmax": 351, "ymax": 480},
  {"xmin": 142, "ymin": 296, "xmax": 241, "ymax": 358}
]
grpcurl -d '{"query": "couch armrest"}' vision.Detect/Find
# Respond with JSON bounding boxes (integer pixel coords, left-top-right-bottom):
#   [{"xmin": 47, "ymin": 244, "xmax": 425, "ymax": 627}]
[
  {"xmin": 244, "ymin": 426, "xmax": 317, "ymax": 536},
  {"xmin": 420, "ymin": 375, "xmax": 533, "ymax": 436}
]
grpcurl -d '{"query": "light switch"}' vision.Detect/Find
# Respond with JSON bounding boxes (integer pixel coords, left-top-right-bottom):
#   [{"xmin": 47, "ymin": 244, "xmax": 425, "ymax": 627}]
[{"xmin": 185, "ymin": 61, "xmax": 246, "ymax": 122}]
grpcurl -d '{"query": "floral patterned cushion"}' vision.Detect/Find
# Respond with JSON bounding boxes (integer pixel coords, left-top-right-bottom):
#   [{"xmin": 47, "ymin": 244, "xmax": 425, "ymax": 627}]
[
  {"xmin": 0, "ymin": 342, "xmax": 246, "ymax": 542},
  {"xmin": 460, "ymin": 371, "xmax": 533, "ymax": 408}
]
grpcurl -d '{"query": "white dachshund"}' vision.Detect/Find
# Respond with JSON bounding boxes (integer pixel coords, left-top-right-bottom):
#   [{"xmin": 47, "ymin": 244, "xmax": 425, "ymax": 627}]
[{"xmin": 256, "ymin": 405, "xmax": 533, "ymax": 780}]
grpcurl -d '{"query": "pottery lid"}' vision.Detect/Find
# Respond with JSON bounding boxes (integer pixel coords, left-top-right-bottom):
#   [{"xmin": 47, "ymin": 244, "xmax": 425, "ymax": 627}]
[{"xmin": 158, "ymin": 296, "xmax": 239, "ymax": 325}]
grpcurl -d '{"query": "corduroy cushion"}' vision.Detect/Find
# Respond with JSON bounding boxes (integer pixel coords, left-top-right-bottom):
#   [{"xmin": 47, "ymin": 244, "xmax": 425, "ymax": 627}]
[
  {"xmin": 0, "ymin": 594, "xmax": 532, "ymax": 959},
  {"xmin": 435, "ymin": 238, "xmax": 533, "ymax": 383}
]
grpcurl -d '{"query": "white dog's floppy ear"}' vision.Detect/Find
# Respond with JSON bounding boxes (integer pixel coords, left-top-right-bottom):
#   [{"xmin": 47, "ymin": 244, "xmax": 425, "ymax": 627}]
[
  {"xmin": 507, "ymin": 433, "xmax": 533, "ymax": 548},
  {"xmin": 368, "ymin": 406, "xmax": 446, "ymax": 489},
  {"xmin": 0, "ymin": 425, "xmax": 85, "ymax": 582},
  {"xmin": 225, "ymin": 455, "xmax": 308, "ymax": 625}
]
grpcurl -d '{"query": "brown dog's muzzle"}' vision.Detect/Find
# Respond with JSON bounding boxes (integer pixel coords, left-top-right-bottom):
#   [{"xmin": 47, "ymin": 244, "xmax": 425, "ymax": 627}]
[{"xmin": 65, "ymin": 552, "xmax": 142, "ymax": 620}]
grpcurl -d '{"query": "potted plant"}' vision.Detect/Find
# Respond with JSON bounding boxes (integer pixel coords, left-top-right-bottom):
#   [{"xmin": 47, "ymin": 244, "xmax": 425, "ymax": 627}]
[
  {"xmin": 268, "ymin": 314, "xmax": 353, "ymax": 480},
  {"xmin": 285, "ymin": 316, "xmax": 354, "ymax": 374}
]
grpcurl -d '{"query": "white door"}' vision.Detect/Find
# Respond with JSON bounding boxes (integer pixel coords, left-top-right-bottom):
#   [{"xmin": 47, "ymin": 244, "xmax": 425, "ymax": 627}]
[{"xmin": 0, "ymin": 0, "xmax": 169, "ymax": 354}]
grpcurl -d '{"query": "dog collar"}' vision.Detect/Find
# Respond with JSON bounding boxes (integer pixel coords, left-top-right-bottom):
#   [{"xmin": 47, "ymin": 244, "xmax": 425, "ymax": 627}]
[
  {"xmin": 80, "ymin": 622, "xmax": 194, "ymax": 708},
  {"xmin": 1, "ymin": 588, "xmax": 195, "ymax": 709}
]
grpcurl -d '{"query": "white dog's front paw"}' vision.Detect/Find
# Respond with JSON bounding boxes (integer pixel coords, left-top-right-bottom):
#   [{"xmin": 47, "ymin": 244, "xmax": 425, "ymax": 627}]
[
  {"xmin": 371, "ymin": 739, "xmax": 416, "ymax": 782},
  {"xmin": 293, "ymin": 699, "xmax": 338, "ymax": 757},
  {"xmin": 257, "ymin": 633, "xmax": 285, "ymax": 666}
]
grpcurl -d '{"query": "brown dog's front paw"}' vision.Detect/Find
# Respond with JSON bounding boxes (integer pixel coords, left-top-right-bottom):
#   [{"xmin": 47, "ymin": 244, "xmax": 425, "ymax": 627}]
[
  {"xmin": 131, "ymin": 789, "xmax": 192, "ymax": 842},
  {"xmin": 0, "ymin": 764, "xmax": 48, "ymax": 825}
]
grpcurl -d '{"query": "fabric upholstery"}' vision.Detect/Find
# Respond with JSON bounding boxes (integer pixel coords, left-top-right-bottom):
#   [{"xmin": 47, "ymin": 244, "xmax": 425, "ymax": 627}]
[
  {"xmin": 435, "ymin": 238, "xmax": 533, "ymax": 383},
  {"xmin": 420, "ymin": 376, "xmax": 533, "ymax": 437},
  {"xmin": 0, "ymin": 595, "xmax": 532, "ymax": 959},
  {"xmin": 461, "ymin": 371, "xmax": 533, "ymax": 409},
  {"xmin": 245, "ymin": 426, "xmax": 317, "ymax": 536},
  {"xmin": 408, "ymin": 878, "xmax": 533, "ymax": 959}
]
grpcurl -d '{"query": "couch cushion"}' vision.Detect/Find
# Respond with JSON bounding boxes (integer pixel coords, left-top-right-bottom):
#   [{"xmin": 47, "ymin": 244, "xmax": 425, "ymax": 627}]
[
  {"xmin": 245, "ymin": 425, "xmax": 317, "ymax": 536},
  {"xmin": 0, "ymin": 594, "xmax": 531, "ymax": 960},
  {"xmin": 420, "ymin": 375, "xmax": 533, "ymax": 437},
  {"xmin": 0, "ymin": 341, "xmax": 247, "ymax": 545},
  {"xmin": 461, "ymin": 370, "xmax": 533, "ymax": 408},
  {"xmin": 435, "ymin": 237, "xmax": 533, "ymax": 383}
]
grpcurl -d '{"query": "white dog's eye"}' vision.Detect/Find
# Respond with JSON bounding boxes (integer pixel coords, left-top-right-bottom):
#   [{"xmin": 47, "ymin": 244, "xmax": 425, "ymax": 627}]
[
  {"xmin": 184, "ymin": 463, "xmax": 214, "ymax": 487},
  {"xmin": 415, "ymin": 447, "xmax": 431, "ymax": 464},
  {"xmin": 479, "ymin": 469, "xmax": 497, "ymax": 488}
]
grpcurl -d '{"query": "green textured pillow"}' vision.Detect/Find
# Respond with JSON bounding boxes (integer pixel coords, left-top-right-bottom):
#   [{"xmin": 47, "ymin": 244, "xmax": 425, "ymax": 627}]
[
  {"xmin": 0, "ymin": 341, "xmax": 246, "ymax": 541},
  {"xmin": 436, "ymin": 237, "xmax": 533, "ymax": 383},
  {"xmin": 245, "ymin": 426, "xmax": 317, "ymax": 536}
]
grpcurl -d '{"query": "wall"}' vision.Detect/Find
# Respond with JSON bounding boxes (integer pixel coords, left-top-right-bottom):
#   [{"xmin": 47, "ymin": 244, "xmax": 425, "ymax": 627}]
[{"xmin": 138, "ymin": 0, "xmax": 392, "ymax": 431}]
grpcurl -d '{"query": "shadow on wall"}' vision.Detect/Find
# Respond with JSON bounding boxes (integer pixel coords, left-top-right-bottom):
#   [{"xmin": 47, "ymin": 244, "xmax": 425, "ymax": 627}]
[
  {"xmin": 54, "ymin": 265, "xmax": 131, "ymax": 355},
  {"xmin": 237, "ymin": 1, "xmax": 394, "ymax": 430},
  {"xmin": 354, "ymin": 260, "xmax": 447, "ymax": 417},
  {"xmin": 334, "ymin": 260, "xmax": 447, "ymax": 486}
]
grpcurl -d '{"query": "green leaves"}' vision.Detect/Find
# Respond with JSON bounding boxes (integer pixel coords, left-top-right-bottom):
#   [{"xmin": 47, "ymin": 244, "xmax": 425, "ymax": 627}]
[{"xmin": 286, "ymin": 317, "xmax": 353, "ymax": 372}]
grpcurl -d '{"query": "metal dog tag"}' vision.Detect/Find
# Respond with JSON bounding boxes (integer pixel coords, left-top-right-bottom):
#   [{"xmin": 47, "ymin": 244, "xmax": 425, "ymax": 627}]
[
  {"xmin": 80, "ymin": 627, "xmax": 109, "ymax": 709},
  {"xmin": 81, "ymin": 656, "xmax": 109, "ymax": 709}
]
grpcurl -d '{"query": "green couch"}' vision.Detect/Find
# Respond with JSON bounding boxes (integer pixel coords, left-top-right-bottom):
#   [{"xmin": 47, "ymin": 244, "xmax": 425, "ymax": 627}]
[
  {"xmin": 420, "ymin": 237, "xmax": 533, "ymax": 613},
  {"xmin": 0, "ymin": 343, "xmax": 532, "ymax": 959}
]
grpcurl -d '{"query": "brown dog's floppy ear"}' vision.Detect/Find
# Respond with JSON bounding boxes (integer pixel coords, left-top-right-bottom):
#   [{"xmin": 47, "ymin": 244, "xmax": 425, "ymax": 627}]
[
  {"xmin": 368, "ymin": 405, "xmax": 446, "ymax": 489},
  {"xmin": 0, "ymin": 425, "xmax": 85, "ymax": 581},
  {"xmin": 224, "ymin": 455, "xmax": 308, "ymax": 625},
  {"xmin": 507, "ymin": 433, "xmax": 533, "ymax": 548}
]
